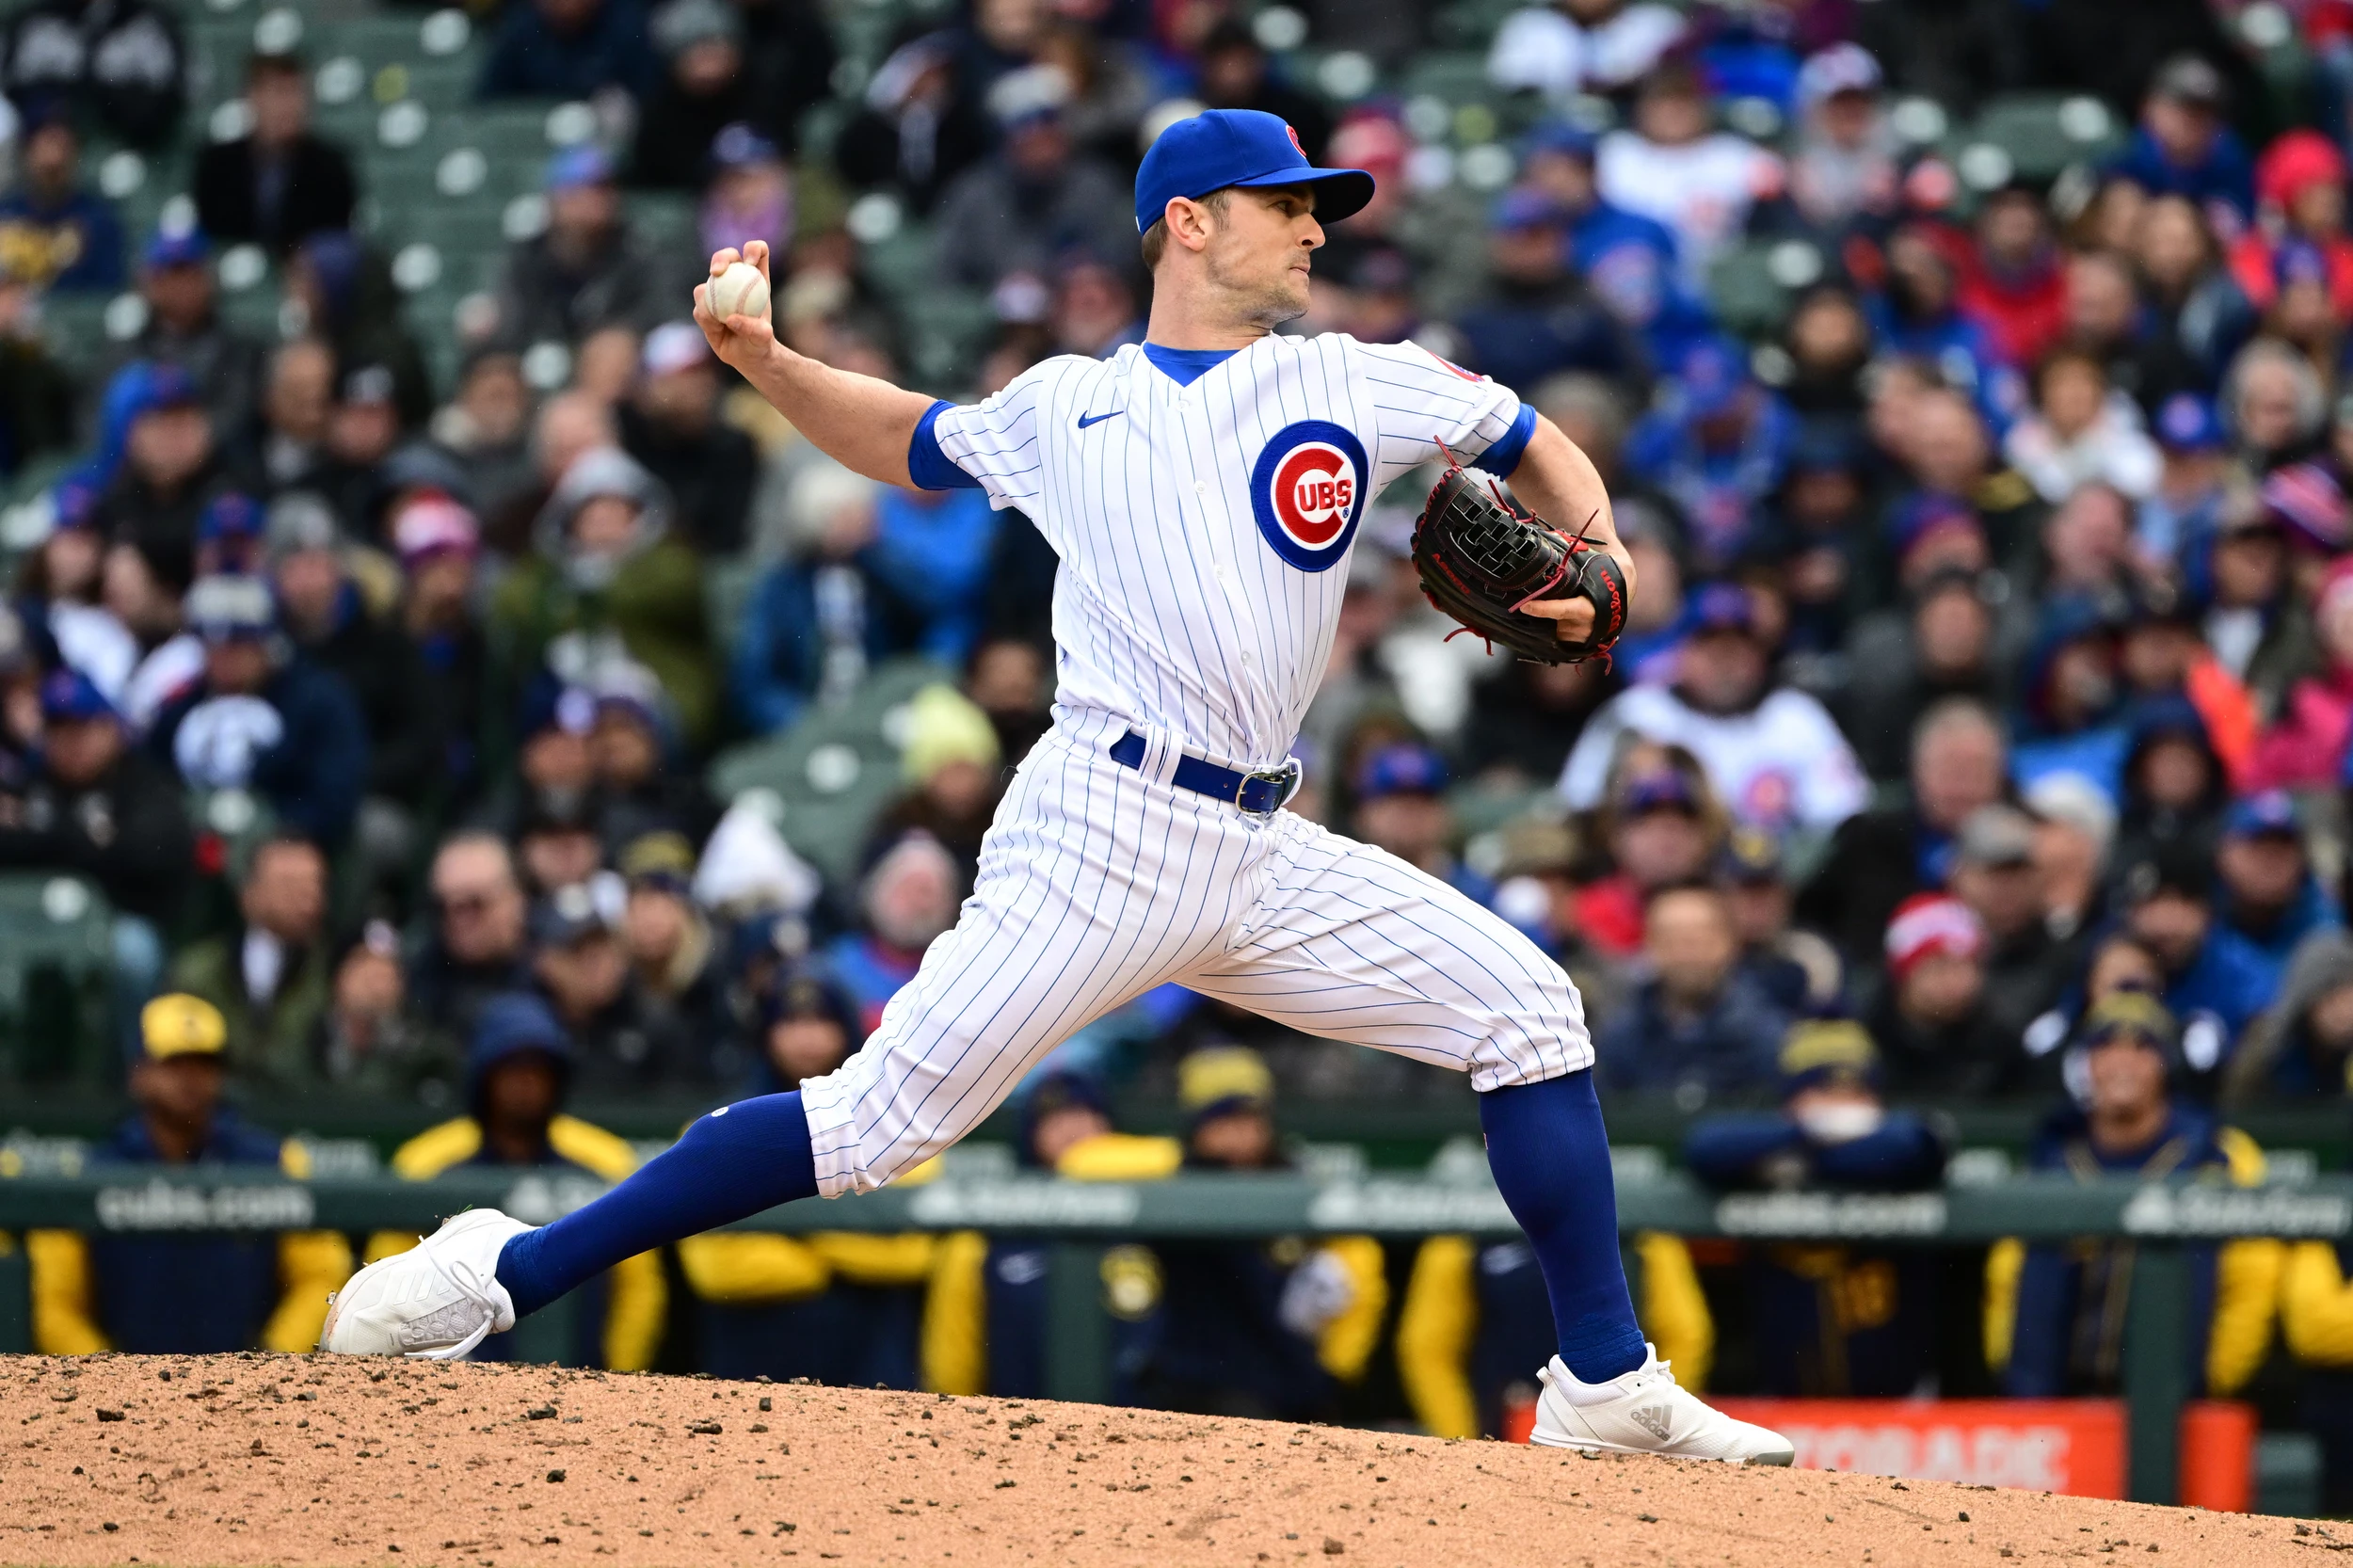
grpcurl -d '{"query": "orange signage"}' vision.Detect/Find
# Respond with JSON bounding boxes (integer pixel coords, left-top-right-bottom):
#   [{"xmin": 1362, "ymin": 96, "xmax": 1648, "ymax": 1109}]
[{"xmin": 1711, "ymin": 1400, "xmax": 2128, "ymax": 1496}]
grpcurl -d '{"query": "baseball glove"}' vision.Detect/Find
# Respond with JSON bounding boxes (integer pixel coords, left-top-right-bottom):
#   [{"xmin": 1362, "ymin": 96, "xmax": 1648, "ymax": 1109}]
[{"xmin": 1410, "ymin": 463, "xmax": 1629, "ymax": 664}]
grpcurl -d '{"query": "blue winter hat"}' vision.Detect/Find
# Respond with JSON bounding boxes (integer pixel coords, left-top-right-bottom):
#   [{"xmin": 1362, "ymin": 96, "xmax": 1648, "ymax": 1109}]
[
  {"xmin": 1521, "ymin": 119, "xmax": 1600, "ymax": 161},
  {"xmin": 1356, "ymin": 741, "xmax": 1449, "ymax": 800},
  {"xmin": 545, "ymin": 144, "xmax": 615, "ymax": 193},
  {"xmin": 2224, "ymin": 788, "xmax": 2301, "ymax": 840},
  {"xmin": 1491, "ymin": 187, "xmax": 1568, "ymax": 233},
  {"xmin": 145, "ymin": 227, "xmax": 210, "ymax": 270},
  {"xmin": 198, "ymin": 490, "xmax": 264, "ymax": 544},
  {"xmin": 39, "ymin": 667, "xmax": 114, "ymax": 724},
  {"xmin": 1673, "ymin": 338, "xmax": 1749, "ymax": 419},
  {"xmin": 1133, "ymin": 108, "xmax": 1373, "ymax": 234},
  {"xmin": 469, "ymin": 991, "xmax": 574, "ymax": 1075},
  {"xmin": 2153, "ymin": 392, "xmax": 2224, "ymax": 453}
]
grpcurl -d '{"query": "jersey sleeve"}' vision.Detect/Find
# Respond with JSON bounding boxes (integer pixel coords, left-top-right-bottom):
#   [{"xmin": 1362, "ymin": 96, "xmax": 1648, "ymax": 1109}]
[
  {"xmin": 1353, "ymin": 337, "xmax": 1530, "ymax": 479},
  {"xmin": 915, "ymin": 361, "xmax": 1056, "ymax": 508}
]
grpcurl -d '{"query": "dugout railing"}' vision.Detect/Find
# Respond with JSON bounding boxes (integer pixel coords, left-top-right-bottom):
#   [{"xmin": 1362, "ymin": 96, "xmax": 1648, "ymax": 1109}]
[{"xmin": 3, "ymin": 1166, "xmax": 2349, "ymax": 1504}]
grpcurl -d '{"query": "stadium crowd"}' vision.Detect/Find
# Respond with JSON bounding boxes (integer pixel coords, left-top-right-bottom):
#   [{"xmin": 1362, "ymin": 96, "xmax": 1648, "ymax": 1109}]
[{"xmin": 16, "ymin": 0, "xmax": 2353, "ymax": 1507}]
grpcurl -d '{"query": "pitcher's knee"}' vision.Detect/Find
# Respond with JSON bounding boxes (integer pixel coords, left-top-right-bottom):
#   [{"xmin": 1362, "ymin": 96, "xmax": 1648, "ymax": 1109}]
[{"xmin": 1462, "ymin": 973, "xmax": 1594, "ymax": 1092}]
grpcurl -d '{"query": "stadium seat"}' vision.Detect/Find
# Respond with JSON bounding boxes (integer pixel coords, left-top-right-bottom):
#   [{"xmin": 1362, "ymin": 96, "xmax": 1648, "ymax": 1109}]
[{"xmin": 0, "ymin": 873, "xmax": 118, "ymax": 1086}]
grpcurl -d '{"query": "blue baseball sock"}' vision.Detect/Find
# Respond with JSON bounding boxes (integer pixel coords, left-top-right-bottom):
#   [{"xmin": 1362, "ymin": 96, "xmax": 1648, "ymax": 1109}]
[
  {"xmin": 1476, "ymin": 1068, "xmax": 1646, "ymax": 1384},
  {"xmin": 496, "ymin": 1092, "xmax": 819, "ymax": 1318}
]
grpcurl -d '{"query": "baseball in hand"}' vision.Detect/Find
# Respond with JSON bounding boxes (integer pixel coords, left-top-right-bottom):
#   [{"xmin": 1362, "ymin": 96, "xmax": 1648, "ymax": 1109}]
[{"xmin": 709, "ymin": 261, "xmax": 770, "ymax": 322}]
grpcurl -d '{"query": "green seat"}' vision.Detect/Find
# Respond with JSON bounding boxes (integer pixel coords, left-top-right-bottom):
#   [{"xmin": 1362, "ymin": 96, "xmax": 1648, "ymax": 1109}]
[
  {"xmin": 1705, "ymin": 243, "xmax": 1791, "ymax": 340},
  {"xmin": 0, "ymin": 873, "xmax": 117, "ymax": 1087},
  {"xmin": 1960, "ymin": 92, "xmax": 2123, "ymax": 183},
  {"xmin": 708, "ymin": 658, "xmax": 956, "ymax": 890}
]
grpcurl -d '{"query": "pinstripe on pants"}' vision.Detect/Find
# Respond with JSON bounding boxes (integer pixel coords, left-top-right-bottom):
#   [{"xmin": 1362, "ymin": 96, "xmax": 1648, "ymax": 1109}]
[{"xmin": 799, "ymin": 709, "xmax": 1593, "ymax": 1198}]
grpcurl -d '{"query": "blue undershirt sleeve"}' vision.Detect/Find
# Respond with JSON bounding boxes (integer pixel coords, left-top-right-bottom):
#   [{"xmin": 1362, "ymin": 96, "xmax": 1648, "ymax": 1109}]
[
  {"xmin": 906, "ymin": 399, "xmax": 985, "ymax": 491},
  {"xmin": 1470, "ymin": 401, "xmax": 1538, "ymax": 478}
]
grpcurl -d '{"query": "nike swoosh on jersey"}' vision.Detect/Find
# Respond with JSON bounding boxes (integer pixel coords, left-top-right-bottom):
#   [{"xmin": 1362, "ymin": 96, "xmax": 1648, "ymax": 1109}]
[{"xmin": 1077, "ymin": 410, "xmax": 1124, "ymax": 428}]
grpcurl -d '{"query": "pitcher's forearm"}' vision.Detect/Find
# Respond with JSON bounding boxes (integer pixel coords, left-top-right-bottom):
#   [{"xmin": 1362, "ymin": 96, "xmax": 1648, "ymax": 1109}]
[
  {"xmin": 1512, "ymin": 416, "xmax": 1630, "ymax": 575},
  {"xmin": 741, "ymin": 341, "xmax": 936, "ymax": 488}
]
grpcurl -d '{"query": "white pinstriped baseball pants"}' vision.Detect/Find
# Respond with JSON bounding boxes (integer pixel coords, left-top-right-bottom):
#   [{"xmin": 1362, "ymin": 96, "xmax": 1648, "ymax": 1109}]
[{"xmin": 799, "ymin": 709, "xmax": 1593, "ymax": 1198}]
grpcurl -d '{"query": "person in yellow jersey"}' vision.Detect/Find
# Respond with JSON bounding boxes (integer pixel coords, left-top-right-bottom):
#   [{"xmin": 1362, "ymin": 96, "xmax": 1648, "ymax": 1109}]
[
  {"xmin": 676, "ymin": 966, "xmax": 936, "ymax": 1385},
  {"xmin": 923, "ymin": 1065, "xmax": 1182, "ymax": 1399},
  {"xmin": 29, "ymin": 994, "xmax": 351, "ymax": 1354},
  {"xmin": 1128, "ymin": 1046, "xmax": 1385, "ymax": 1421},
  {"xmin": 2281, "ymin": 1209, "xmax": 2353, "ymax": 1512},
  {"xmin": 1985, "ymin": 991, "xmax": 2280, "ymax": 1398},
  {"xmin": 365, "ymin": 991, "xmax": 662, "ymax": 1368}
]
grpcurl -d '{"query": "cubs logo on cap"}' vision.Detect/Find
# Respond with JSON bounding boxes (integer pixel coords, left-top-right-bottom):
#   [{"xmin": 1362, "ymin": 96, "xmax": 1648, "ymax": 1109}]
[{"xmin": 1249, "ymin": 420, "xmax": 1368, "ymax": 570}]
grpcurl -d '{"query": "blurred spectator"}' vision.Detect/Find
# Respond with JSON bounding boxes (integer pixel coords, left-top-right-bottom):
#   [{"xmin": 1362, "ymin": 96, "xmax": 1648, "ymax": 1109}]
[
  {"xmin": 486, "ymin": 388, "xmax": 615, "ymax": 555},
  {"xmin": 2112, "ymin": 693, "xmax": 2227, "ymax": 870},
  {"xmin": 0, "ymin": 112, "xmax": 120, "ymax": 291},
  {"xmin": 317, "ymin": 920, "xmax": 453, "ymax": 1098},
  {"xmin": 267, "ymin": 493, "xmax": 439, "ymax": 841},
  {"xmin": 492, "ymin": 148, "xmax": 676, "ymax": 353},
  {"xmin": 286, "ymin": 234, "xmax": 431, "ymax": 432},
  {"xmin": 868, "ymin": 682, "xmax": 1001, "ymax": 881},
  {"xmin": 2230, "ymin": 132, "xmax": 2353, "ymax": 319},
  {"xmin": 1869, "ymin": 226, "xmax": 2019, "ymax": 424},
  {"xmin": 967, "ymin": 634, "xmax": 1050, "ymax": 765},
  {"xmin": 1464, "ymin": 656, "xmax": 1613, "ymax": 789},
  {"xmin": 21, "ymin": 501, "xmax": 131, "ymax": 699},
  {"xmin": 2197, "ymin": 500, "xmax": 2303, "ymax": 698},
  {"xmin": 1487, "ymin": 0, "xmax": 1687, "ymax": 100},
  {"xmin": 1950, "ymin": 803, "xmax": 2072, "ymax": 1043},
  {"xmin": 2115, "ymin": 843, "xmax": 2271, "ymax": 1075},
  {"xmin": 1577, "ymin": 760, "xmax": 1724, "ymax": 959},
  {"xmin": 492, "ymin": 445, "xmax": 716, "ymax": 744},
  {"xmin": 1487, "ymin": 815, "xmax": 1625, "ymax": 1024},
  {"xmin": 629, "ymin": 1, "xmax": 759, "ymax": 187},
  {"xmin": 0, "ymin": 275, "xmax": 73, "ymax": 476},
  {"xmin": 426, "ymin": 349, "xmax": 528, "ymax": 510},
  {"xmin": 100, "ymin": 536, "xmax": 200, "ymax": 731},
  {"xmin": 2009, "ymin": 594, "xmax": 2128, "ymax": 799},
  {"xmin": 1450, "ymin": 191, "xmax": 1642, "ymax": 395},
  {"xmin": 2231, "ymin": 927, "xmax": 2353, "ymax": 1106},
  {"xmin": 1841, "ymin": 568, "xmax": 2002, "ymax": 783},
  {"xmin": 1786, "ymin": 44, "xmax": 1897, "ymax": 234},
  {"xmin": 2004, "ymin": 350, "xmax": 2162, "ymax": 504},
  {"xmin": 478, "ymin": 0, "xmax": 658, "ymax": 104},
  {"xmin": 1597, "ymin": 883, "xmax": 1788, "ymax": 1104},
  {"xmin": 1718, "ymin": 826, "xmax": 1840, "ymax": 1014},
  {"xmin": 1351, "ymin": 742, "xmax": 1486, "ymax": 901},
  {"xmin": 1513, "ymin": 125, "xmax": 1697, "ymax": 362},
  {"xmin": 824, "ymin": 831, "xmax": 959, "ymax": 1035},
  {"xmin": 191, "ymin": 49, "xmax": 357, "ymax": 257},
  {"xmin": 373, "ymin": 992, "xmax": 664, "ymax": 1369},
  {"xmin": 2214, "ymin": 791, "xmax": 2337, "ymax": 991},
  {"xmin": 0, "ymin": 0, "xmax": 183, "ymax": 148},
  {"xmin": 1561, "ymin": 583, "xmax": 1865, "ymax": 834},
  {"xmin": 734, "ymin": 0, "xmax": 838, "ymax": 158},
  {"xmin": 2104, "ymin": 55, "xmax": 2252, "ymax": 230},
  {"xmin": 1193, "ymin": 20, "xmax": 1331, "ymax": 164},
  {"xmin": 1623, "ymin": 340, "xmax": 1791, "ymax": 572},
  {"xmin": 2026, "ymin": 772, "xmax": 2117, "ymax": 942},
  {"xmin": 1988, "ymin": 992, "xmax": 2278, "ymax": 1399},
  {"xmin": 613, "ymin": 830, "xmax": 734, "ymax": 1084},
  {"xmin": 1138, "ymin": 1046, "xmax": 1385, "ymax": 1421},
  {"xmin": 696, "ymin": 122, "xmax": 796, "ymax": 270},
  {"xmin": 2249, "ymin": 556, "xmax": 2353, "ymax": 790},
  {"xmin": 257, "ymin": 336, "xmax": 333, "ymax": 492},
  {"xmin": 2130, "ymin": 195, "xmax": 2254, "ymax": 408},
  {"xmin": 390, "ymin": 497, "xmax": 488, "ymax": 805},
  {"xmin": 1867, "ymin": 891, "xmax": 2012, "ymax": 1096},
  {"xmin": 91, "ymin": 231, "xmax": 264, "ymax": 452},
  {"xmin": 932, "ymin": 64, "xmax": 1130, "ymax": 292},
  {"xmin": 0, "ymin": 668, "xmax": 190, "ymax": 1016},
  {"xmin": 2137, "ymin": 393, "xmax": 2230, "ymax": 567},
  {"xmin": 588, "ymin": 661, "xmax": 715, "ymax": 850},
  {"xmin": 517, "ymin": 792, "xmax": 603, "ymax": 899},
  {"xmin": 1683, "ymin": 1019, "xmax": 1948, "ymax": 1396},
  {"xmin": 619, "ymin": 322, "xmax": 757, "ymax": 552},
  {"xmin": 2222, "ymin": 338, "xmax": 2326, "ymax": 471},
  {"xmin": 832, "ymin": 33, "xmax": 987, "ymax": 214},
  {"xmin": 524, "ymin": 882, "xmax": 633, "ymax": 1088},
  {"xmin": 26, "ymin": 995, "xmax": 349, "ymax": 1355},
  {"xmin": 1598, "ymin": 63, "xmax": 1774, "ymax": 291},
  {"xmin": 2282, "ymin": 1189, "xmax": 2353, "ymax": 1512},
  {"xmin": 409, "ymin": 831, "xmax": 533, "ymax": 1041},
  {"xmin": 167, "ymin": 830, "xmax": 330, "ymax": 1090},
  {"xmin": 1959, "ymin": 184, "xmax": 2070, "ymax": 370},
  {"xmin": 1048, "ymin": 255, "xmax": 1142, "ymax": 359},
  {"xmin": 150, "ymin": 573, "xmax": 367, "ymax": 848}
]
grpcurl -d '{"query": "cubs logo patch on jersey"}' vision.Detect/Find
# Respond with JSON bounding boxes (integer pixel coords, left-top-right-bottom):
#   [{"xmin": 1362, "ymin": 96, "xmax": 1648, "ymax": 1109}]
[{"xmin": 1250, "ymin": 419, "xmax": 1369, "ymax": 571}]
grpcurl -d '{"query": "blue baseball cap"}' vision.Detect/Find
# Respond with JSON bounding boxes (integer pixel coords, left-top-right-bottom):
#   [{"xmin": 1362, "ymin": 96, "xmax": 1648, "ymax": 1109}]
[
  {"xmin": 198, "ymin": 490, "xmax": 263, "ymax": 544},
  {"xmin": 1356, "ymin": 742, "xmax": 1449, "ymax": 800},
  {"xmin": 2153, "ymin": 392, "xmax": 2224, "ymax": 452},
  {"xmin": 546, "ymin": 144, "xmax": 614, "ymax": 193},
  {"xmin": 145, "ymin": 228, "xmax": 209, "ymax": 270},
  {"xmin": 1491, "ymin": 187, "xmax": 1567, "ymax": 233},
  {"xmin": 1687, "ymin": 581, "xmax": 1758, "ymax": 636},
  {"xmin": 1674, "ymin": 338, "xmax": 1750, "ymax": 419},
  {"xmin": 1133, "ymin": 108, "xmax": 1373, "ymax": 235},
  {"xmin": 40, "ymin": 667, "xmax": 115, "ymax": 724},
  {"xmin": 2224, "ymin": 788, "xmax": 2301, "ymax": 840},
  {"xmin": 1521, "ymin": 119, "xmax": 1600, "ymax": 161}
]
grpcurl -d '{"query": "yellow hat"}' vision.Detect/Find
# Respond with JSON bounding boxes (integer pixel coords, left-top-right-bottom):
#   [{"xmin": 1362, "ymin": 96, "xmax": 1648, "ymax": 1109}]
[
  {"xmin": 900, "ymin": 683, "xmax": 1000, "ymax": 786},
  {"xmin": 141, "ymin": 994, "xmax": 227, "ymax": 1060},
  {"xmin": 1177, "ymin": 1046, "xmax": 1274, "ymax": 1117}
]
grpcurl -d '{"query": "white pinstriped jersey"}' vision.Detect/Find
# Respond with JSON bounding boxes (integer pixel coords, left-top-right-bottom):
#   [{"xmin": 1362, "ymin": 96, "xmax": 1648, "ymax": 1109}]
[{"xmin": 928, "ymin": 333, "xmax": 1527, "ymax": 770}]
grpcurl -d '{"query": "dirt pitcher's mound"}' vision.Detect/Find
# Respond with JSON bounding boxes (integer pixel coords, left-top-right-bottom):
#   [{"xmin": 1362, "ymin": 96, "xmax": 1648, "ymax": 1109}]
[{"xmin": 0, "ymin": 1355, "xmax": 2327, "ymax": 1567}]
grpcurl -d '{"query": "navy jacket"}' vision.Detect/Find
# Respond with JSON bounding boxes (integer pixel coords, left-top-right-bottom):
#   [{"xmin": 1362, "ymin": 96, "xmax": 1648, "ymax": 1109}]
[
  {"xmin": 150, "ymin": 657, "xmax": 370, "ymax": 846},
  {"xmin": 85, "ymin": 1109, "xmax": 285, "ymax": 1353}
]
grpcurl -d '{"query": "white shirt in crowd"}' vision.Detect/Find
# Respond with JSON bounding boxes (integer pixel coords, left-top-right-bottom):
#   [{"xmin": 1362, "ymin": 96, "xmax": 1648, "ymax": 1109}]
[
  {"xmin": 1597, "ymin": 130, "xmax": 1776, "ymax": 291},
  {"xmin": 1559, "ymin": 680, "xmax": 1869, "ymax": 832},
  {"xmin": 1486, "ymin": 3, "xmax": 1688, "ymax": 98}
]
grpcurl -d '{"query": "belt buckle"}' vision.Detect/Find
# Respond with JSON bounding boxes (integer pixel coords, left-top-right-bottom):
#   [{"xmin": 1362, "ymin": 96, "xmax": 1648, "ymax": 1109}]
[{"xmin": 1234, "ymin": 758, "xmax": 1303, "ymax": 821}]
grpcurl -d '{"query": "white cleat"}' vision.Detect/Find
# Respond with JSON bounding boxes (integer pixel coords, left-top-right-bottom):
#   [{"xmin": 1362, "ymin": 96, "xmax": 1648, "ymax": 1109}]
[
  {"xmin": 1530, "ymin": 1346, "xmax": 1796, "ymax": 1465},
  {"xmin": 318, "ymin": 1208, "xmax": 532, "ymax": 1359}
]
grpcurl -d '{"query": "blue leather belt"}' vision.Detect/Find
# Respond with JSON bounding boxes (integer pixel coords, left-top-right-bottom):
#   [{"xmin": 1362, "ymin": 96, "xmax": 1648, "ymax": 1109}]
[{"xmin": 1107, "ymin": 729, "xmax": 1302, "ymax": 819}]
